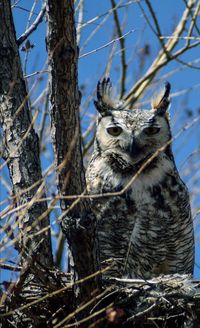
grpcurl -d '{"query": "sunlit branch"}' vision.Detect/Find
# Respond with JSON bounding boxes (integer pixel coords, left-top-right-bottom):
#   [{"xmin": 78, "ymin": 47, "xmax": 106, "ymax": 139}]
[
  {"xmin": 76, "ymin": 0, "xmax": 84, "ymax": 45},
  {"xmin": 17, "ymin": 4, "xmax": 46, "ymax": 46},
  {"xmin": 124, "ymin": 0, "xmax": 197, "ymax": 106}
]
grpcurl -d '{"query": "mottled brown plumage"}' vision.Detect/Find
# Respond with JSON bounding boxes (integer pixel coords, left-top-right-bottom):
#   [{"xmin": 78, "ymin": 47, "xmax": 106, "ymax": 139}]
[{"xmin": 86, "ymin": 78, "xmax": 194, "ymax": 282}]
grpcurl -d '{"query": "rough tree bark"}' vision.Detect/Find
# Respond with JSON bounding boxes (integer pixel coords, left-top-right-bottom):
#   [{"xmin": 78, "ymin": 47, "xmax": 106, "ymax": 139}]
[
  {"xmin": 46, "ymin": 0, "xmax": 100, "ymax": 301},
  {"xmin": 0, "ymin": 0, "xmax": 53, "ymax": 325},
  {"xmin": 0, "ymin": 0, "xmax": 52, "ymax": 267}
]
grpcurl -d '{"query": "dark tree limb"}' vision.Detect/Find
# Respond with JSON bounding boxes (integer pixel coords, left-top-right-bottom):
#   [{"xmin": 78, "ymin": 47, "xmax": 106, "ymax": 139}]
[
  {"xmin": 0, "ymin": 263, "xmax": 21, "ymax": 271},
  {"xmin": 46, "ymin": 0, "xmax": 100, "ymax": 302},
  {"xmin": 110, "ymin": 0, "xmax": 127, "ymax": 98},
  {"xmin": 0, "ymin": 0, "xmax": 53, "ymax": 268},
  {"xmin": 0, "ymin": 1, "xmax": 54, "ymax": 325}
]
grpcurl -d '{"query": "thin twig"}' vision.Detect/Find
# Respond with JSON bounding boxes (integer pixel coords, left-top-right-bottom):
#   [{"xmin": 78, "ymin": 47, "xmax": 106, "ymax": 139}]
[
  {"xmin": 25, "ymin": 0, "xmax": 38, "ymax": 31},
  {"xmin": 79, "ymin": 29, "xmax": 135, "ymax": 59},
  {"xmin": 13, "ymin": 5, "xmax": 38, "ymax": 15},
  {"xmin": 80, "ymin": 7, "xmax": 113, "ymax": 54},
  {"xmin": 24, "ymin": 69, "xmax": 48, "ymax": 79},
  {"xmin": 175, "ymin": 57, "xmax": 200, "ymax": 69},
  {"xmin": 126, "ymin": 302, "xmax": 157, "ymax": 323},
  {"xmin": 124, "ymin": 0, "xmax": 196, "ymax": 106},
  {"xmin": 182, "ymin": 0, "xmax": 200, "ymax": 41},
  {"xmin": 80, "ymin": 1, "xmax": 138, "ymax": 29},
  {"xmin": 187, "ymin": 0, "xmax": 200, "ymax": 47},
  {"xmin": 160, "ymin": 35, "xmax": 200, "ymax": 41},
  {"xmin": 139, "ymin": 0, "xmax": 167, "ymax": 54}
]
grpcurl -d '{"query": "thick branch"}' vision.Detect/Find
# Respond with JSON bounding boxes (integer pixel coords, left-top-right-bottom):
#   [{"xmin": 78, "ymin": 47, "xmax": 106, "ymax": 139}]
[
  {"xmin": 110, "ymin": 0, "xmax": 127, "ymax": 98},
  {"xmin": 0, "ymin": 0, "xmax": 53, "ymax": 267},
  {"xmin": 46, "ymin": 0, "xmax": 100, "ymax": 301}
]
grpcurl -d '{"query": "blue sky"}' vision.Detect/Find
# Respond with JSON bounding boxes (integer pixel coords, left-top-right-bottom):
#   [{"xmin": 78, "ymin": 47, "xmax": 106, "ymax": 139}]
[{"xmin": 1, "ymin": 0, "xmax": 200, "ymax": 284}]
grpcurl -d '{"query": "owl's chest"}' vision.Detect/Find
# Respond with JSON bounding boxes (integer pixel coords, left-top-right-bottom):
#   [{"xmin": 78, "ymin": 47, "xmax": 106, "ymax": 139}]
[
  {"xmin": 94, "ymin": 182, "xmax": 166, "ymax": 225},
  {"xmin": 93, "ymin": 165, "xmax": 177, "ymax": 232},
  {"xmin": 89, "ymin": 155, "xmax": 182, "ymax": 230}
]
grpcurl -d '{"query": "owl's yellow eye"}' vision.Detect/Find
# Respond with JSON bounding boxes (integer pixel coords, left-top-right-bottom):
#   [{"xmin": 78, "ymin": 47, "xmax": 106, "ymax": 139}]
[
  {"xmin": 144, "ymin": 126, "xmax": 160, "ymax": 135},
  {"xmin": 107, "ymin": 126, "xmax": 123, "ymax": 136}
]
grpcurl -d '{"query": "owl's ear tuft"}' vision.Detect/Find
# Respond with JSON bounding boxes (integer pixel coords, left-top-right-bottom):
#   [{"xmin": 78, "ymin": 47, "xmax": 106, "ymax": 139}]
[
  {"xmin": 151, "ymin": 82, "xmax": 171, "ymax": 115},
  {"xmin": 93, "ymin": 99, "xmax": 108, "ymax": 116},
  {"xmin": 94, "ymin": 77, "xmax": 123, "ymax": 116}
]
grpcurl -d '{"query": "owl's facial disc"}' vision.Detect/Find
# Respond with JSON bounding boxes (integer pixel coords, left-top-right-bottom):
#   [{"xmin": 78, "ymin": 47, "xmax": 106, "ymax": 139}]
[{"xmin": 95, "ymin": 108, "xmax": 171, "ymax": 168}]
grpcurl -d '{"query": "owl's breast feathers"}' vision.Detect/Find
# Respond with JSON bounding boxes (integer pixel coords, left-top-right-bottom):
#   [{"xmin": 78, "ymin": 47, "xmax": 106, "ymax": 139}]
[{"xmin": 86, "ymin": 152, "xmax": 194, "ymax": 279}]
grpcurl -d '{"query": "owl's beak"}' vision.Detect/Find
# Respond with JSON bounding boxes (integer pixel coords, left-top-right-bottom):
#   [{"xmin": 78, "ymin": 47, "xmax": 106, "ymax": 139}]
[{"xmin": 130, "ymin": 138, "xmax": 142, "ymax": 158}]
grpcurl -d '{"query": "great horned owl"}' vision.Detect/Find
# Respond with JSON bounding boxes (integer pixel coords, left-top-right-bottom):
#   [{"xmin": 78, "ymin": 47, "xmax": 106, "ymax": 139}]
[{"xmin": 86, "ymin": 78, "xmax": 194, "ymax": 280}]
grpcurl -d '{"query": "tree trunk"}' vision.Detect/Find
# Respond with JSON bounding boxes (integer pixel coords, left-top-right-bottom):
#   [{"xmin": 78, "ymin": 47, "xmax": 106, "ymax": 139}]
[
  {"xmin": 46, "ymin": 0, "xmax": 100, "ymax": 302},
  {"xmin": 0, "ymin": 0, "xmax": 53, "ymax": 268},
  {"xmin": 0, "ymin": 1, "xmax": 54, "ymax": 325}
]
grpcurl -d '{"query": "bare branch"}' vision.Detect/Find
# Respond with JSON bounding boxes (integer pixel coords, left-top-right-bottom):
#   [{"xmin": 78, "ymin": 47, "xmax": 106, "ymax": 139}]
[
  {"xmin": 76, "ymin": 0, "xmax": 84, "ymax": 45},
  {"xmin": 124, "ymin": 0, "xmax": 197, "ymax": 106},
  {"xmin": 110, "ymin": 0, "xmax": 127, "ymax": 98},
  {"xmin": 24, "ymin": 69, "xmax": 48, "ymax": 79},
  {"xmin": 79, "ymin": 29, "xmax": 135, "ymax": 59},
  {"xmin": 80, "ymin": 9, "xmax": 111, "ymax": 54},
  {"xmin": 183, "ymin": 0, "xmax": 200, "ymax": 40},
  {"xmin": 138, "ymin": 0, "xmax": 167, "ymax": 53},
  {"xmin": 80, "ymin": 0, "xmax": 138, "ymax": 28},
  {"xmin": 17, "ymin": 4, "xmax": 46, "ymax": 46},
  {"xmin": 0, "ymin": 263, "xmax": 21, "ymax": 271}
]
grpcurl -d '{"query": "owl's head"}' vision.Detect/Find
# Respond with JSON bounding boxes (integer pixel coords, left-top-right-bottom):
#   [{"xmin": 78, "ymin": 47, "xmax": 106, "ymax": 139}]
[{"xmin": 94, "ymin": 78, "xmax": 172, "ymax": 167}]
